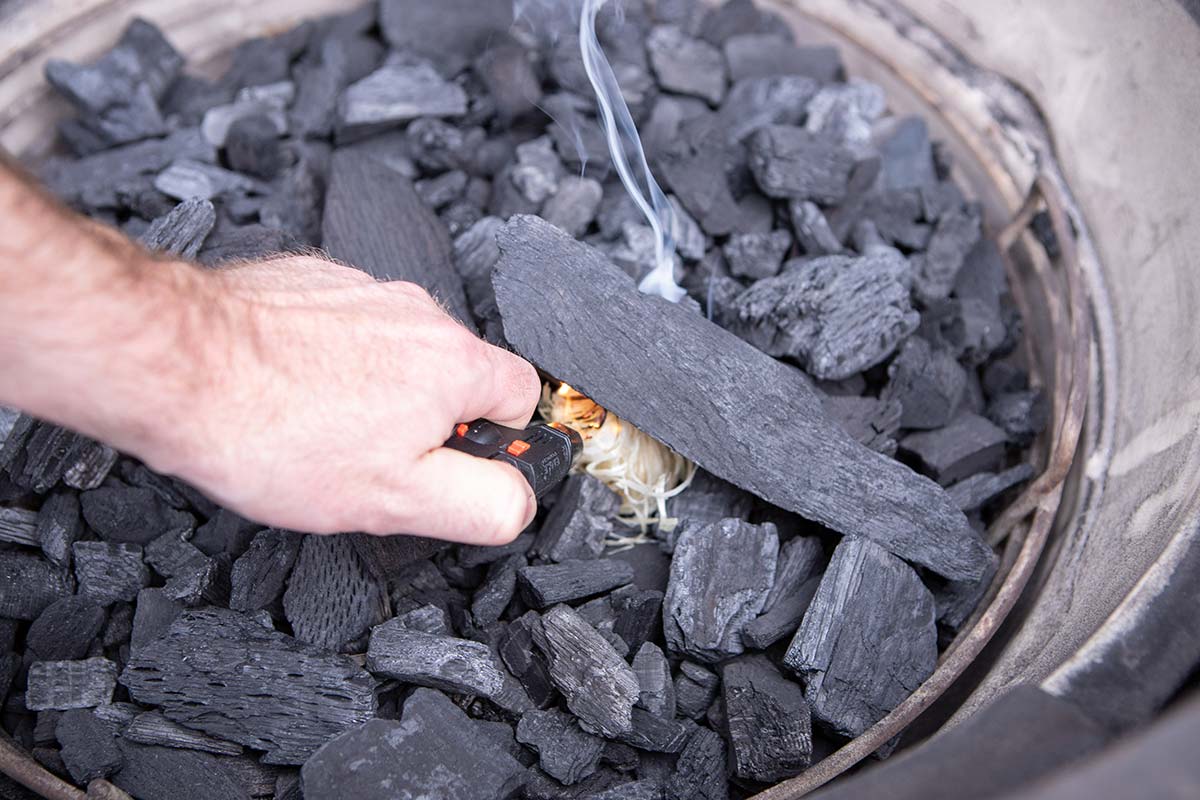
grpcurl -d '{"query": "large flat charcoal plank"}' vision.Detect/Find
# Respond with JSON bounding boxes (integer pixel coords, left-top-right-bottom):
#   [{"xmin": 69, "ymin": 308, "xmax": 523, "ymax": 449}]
[
  {"xmin": 335, "ymin": 62, "xmax": 467, "ymax": 140},
  {"xmin": 666, "ymin": 726, "xmax": 728, "ymax": 800},
  {"xmin": 518, "ymin": 559, "xmax": 634, "ymax": 608},
  {"xmin": 283, "ymin": 534, "xmax": 387, "ymax": 653},
  {"xmin": 472, "ymin": 554, "xmax": 523, "ymax": 627},
  {"xmin": 900, "ymin": 412, "xmax": 1008, "ymax": 485},
  {"xmin": 534, "ymin": 474, "xmax": 619, "ymax": 562},
  {"xmin": 322, "ymin": 147, "xmax": 474, "ymax": 329},
  {"xmin": 302, "ymin": 688, "xmax": 525, "ymax": 800},
  {"xmin": 80, "ymin": 485, "xmax": 193, "ymax": 545},
  {"xmin": 632, "ymin": 642, "xmax": 675, "ymax": 719},
  {"xmin": 113, "ymin": 740, "xmax": 249, "ymax": 800},
  {"xmin": 139, "ymin": 197, "xmax": 216, "ymax": 257},
  {"xmin": 748, "ymin": 125, "xmax": 856, "ymax": 204},
  {"xmin": 662, "ymin": 519, "xmax": 778, "ymax": 663},
  {"xmin": 0, "ymin": 552, "xmax": 74, "ymax": 620},
  {"xmin": 121, "ymin": 607, "xmax": 378, "ymax": 764},
  {"xmin": 517, "ymin": 708, "xmax": 605, "ymax": 785},
  {"xmin": 784, "ymin": 538, "xmax": 937, "ymax": 739},
  {"xmin": 379, "ymin": 0, "xmax": 512, "ymax": 72},
  {"xmin": 26, "ymin": 658, "xmax": 117, "ymax": 710},
  {"xmin": 34, "ymin": 490, "xmax": 86, "ymax": 568},
  {"xmin": 73, "ymin": 542, "xmax": 150, "ymax": 605},
  {"xmin": 539, "ymin": 605, "xmax": 640, "ymax": 738},
  {"xmin": 123, "ymin": 711, "xmax": 245, "ymax": 756},
  {"xmin": 647, "ymin": 26, "xmax": 728, "ymax": 105},
  {"xmin": 26, "ymin": 597, "xmax": 106, "ymax": 662},
  {"xmin": 56, "ymin": 708, "xmax": 122, "ymax": 784},
  {"xmin": 492, "ymin": 215, "xmax": 990, "ymax": 581},
  {"xmin": 0, "ymin": 507, "xmax": 37, "ymax": 547},
  {"xmin": 721, "ymin": 655, "xmax": 812, "ymax": 782},
  {"xmin": 723, "ymin": 34, "xmax": 841, "ymax": 83},
  {"xmin": 228, "ymin": 529, "xmax": 302, "ymax": 613}
]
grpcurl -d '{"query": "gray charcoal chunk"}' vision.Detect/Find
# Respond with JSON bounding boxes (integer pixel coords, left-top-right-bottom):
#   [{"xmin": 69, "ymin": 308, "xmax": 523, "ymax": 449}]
[
  {"xmin": 665, "ymin": 470, "xmax": 753, "ymax": 532},
  {"xmin": 379, "ymin": 0, "xmax": 512, "ymax": 71},
  {"xmin": 611, "ymin": 586, "xmax": 664, "ymax": 654},
  {"xmin": 27, "ymin": 658, "xmax": 117, "ymax": 710},
  {"xmin": 139, "ymin": 197, "xmax": 216, "ymax": 257},
  {"xmin": 717, "ymin": 76, "xmax": 818, "ymax": 145},
  {"xmin": 742, "ymin": 575, "xmax": 820, "ymax": 650},
  {"xmin": 543, "ymin": 176, "xmax": 604, "ymax": 238},
  {"xmin": 453, "ymin": 215, "xmax": 506, "ymax": 324},
  {"xmin": 0, "ymin": 507, "xmax": 37, "ymax": 547},
  {"xmin": 822, "ymin": 394, "xmax": 902, "ymax": 457},
  {"xmin": 121, "ymin": 607, "xmax": 378, "ymax": 764},
  {"xmin": 748, "ymin": 125, "xmax": 856, "ymax": 203},
  {"xmin": 393, "ymin": 604, "xmax": 451, "ymax": 636},
  {"xmin": 647, "ymin": 26, "xmax": 727, "ymax": 104},
  {"xmin": 475, "ymin": 38, "xmax": 541, "ymax": 121},
  {"xmin": 518, "ymin": 559, "xmax": 634, "ymax": 608},
  {"xmin": 290, "ymin": 39, "xmax": 351, "ymax": 139},
  {"xmin": 947, "ymin": 463, "xmax": 1035, "ymax": 513},
  {"xmin": 0, "ymin": 552, "xmax": 73, "ymax": 620},
  {"xmin": 201, "ymin": 98, "xmax": 288, "ymax": 148},
  {"xmin": 56, "ymin": 708, "xmax": 122, "ymax": 784},
  {"xmin": 804, "ymin": 79, "xmax": 886, "ymax": 153},
  {"xmin": 472, "ymin": 554, "xmax": 523, "ymax": 627},
  {"xmin": 900, "ymin": 412, "xmax": 1008, "ymax": 485},
  {"xmin": 154, "ymin": 159, "xmax": 259, "ymax": 201},
  {"xmin": 416, "ymin": 169, "xmax": 468, "ymax": 210},
  {"xmin": 301, "ymin": 689, "xmax": 526, "ymax": 800},
  {"xmin": 144, "ymin": 529, "xmax": 206, "ymax": 578},
  {"xmin": 784, "ymin": 538, "xmax": 937, "ymax": 738},
  {"xmin": 723, "ymin": 34, "xmax": 841, "ymax": 82},
  {"xmin": 517, "ymin": 709, "xmax": 605, "ymax": 785},
  {"xmin": 512, "ymin": 136, "xmax": 566, "ymax": 205},
  {"xmin": 789, "ymin": 199, "xmax": 843, "ymax": 256},
  {"xmin": 674, "ymin": 662, "xmax": 719, "ymax": 720},
  {"xmin": 113, "ymin": 740, "xmax": 249, "ymax": 800},
  {"xmin": 73, "ymin": 542, "xmax": 149, "ymax": 605},
  {"xmin": 499, "ymin": 611, "xmax": 556, "ymax": 708},
  {"xmin": 987, "ymin": 390, "xmax": 1049, "ymax": 447},
  {"xmin": 539, "ymin": 605, "xmax": 640, "ymax": 738},
  {"xmin": 667, "ymin": 726, "xmax": 727, "ymax": 800},
  {"xmin": 492, "ymin": 215, "xmax": 990, "ymax": 581},
  {"xmin": 4, "ymin": 421, "xmax": 103, "ymax": 494},
  {"xmin": 912, "ymin": 206, "xmax": 982, "ymax": 302},
  {"xmin": 336, "ymin": 61, "xmax": 467, "ymax": 140},
  {"xmin": 123, "ymin": 711, "xmax": 244, "ymax": 756},
  {"xmin": 225, "ymin": 114, "xmax": 291, "ymax": 179},
  {"xmin": 885, "ymin": 336, "xmax": 968, "ymax": 430},
  {"xmin": 723, "ymin": 230, "xmax": 792, "ymax": 280},
  {"xmin": 27, "ymin": 597, "xmax": 106, "ymax": 662},
  {"xmin": 632, "ymin": 642, "xmax": 675, "ymax": 719},
  {"xmin": 765, "ymin": 536, "xmax": 825, "ymax": 612},
  {"xmin": 130, "ymin": 588, "xmax": 183, "ymax": 656},
  {"xmin": 699, "ymin": 0, "xmax": 789, "ymax": 44},
  {"xmin": 656, "ymin": 119, "xmax": 743, "ymax": 237},
  {"xmin": 458, "ymin": 529, "xmax": 534, "ymax": 569},
  {"xmin": 347, "ymin": 532, "xmax": 448, "ymax": 583},
  {"xmin": 617, "ymin": 708, "xmax": 691, "ymax": 753},
  {"xmin": 721, "ymin": 655, "xmax": 812, "ymax": 782},
  {"xmin": 662, "ymin": 519, "xmax": 777, "ymax": 663},
  {"xmin": 283, "ymin": 534, "xmax": 387, "ymax": 653},
  {"xmin": 80, "ymin": 485, "xmax": 193, "ymax": 545},
  {"xmin": 534, "ymin": 474, "xmax": 620, "ymax": 562},
  {"xmin": 228, "ymin": 529, "xmax": 302, "ymax": 613},
  {"xmin": 723, "ymin": 252, "xmax": 919, "ymax": 380},
  {"xmin": 874, "ymin": 116, "xmax": 936, "ymax": 191},
  {"xmin": 592, "ymin": 779, "xmax": 665, "ymax": 800},
  {"xmin": 935, "ymin": 546, "xmax": 999, "ymax": 633},
  {"xmin": 197, "ymin": 223, "xmax": 296, "ymax": 266}
]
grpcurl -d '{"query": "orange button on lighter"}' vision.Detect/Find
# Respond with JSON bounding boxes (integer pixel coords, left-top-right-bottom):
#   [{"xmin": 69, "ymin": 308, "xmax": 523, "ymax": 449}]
[
  {"xmin": 506, "ymin": 440, "xmax": 531, "ymax": 457},
  {"xmin": 455, "ymin": 423, "xmax": 469, "ymax": 437}
]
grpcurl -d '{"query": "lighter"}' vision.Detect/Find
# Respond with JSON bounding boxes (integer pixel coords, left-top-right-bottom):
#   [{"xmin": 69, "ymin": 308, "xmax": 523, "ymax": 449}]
[{"xmin": 444, "ymin": 419, "xmax": 583, "ymax": 498}]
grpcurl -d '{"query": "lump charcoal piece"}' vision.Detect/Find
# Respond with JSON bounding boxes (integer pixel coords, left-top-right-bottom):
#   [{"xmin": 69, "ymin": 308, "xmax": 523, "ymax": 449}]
[
  {"xmin": 721, "ymin": 655, "xmax": 812, "ymax": 782},
  {"xmin": 56, "ymin": 708, "xmax": 122, "ymax": 784},
  {"xmin": 102, "ymin": 601, "xmax": 134, "ymax": 648},
  {"xmin": 656, "ymin": 118, "xmax": 742, "ymax": 236},
  {"xmin": 4, "ymin": 421, "xmax": 93, "ymax": 494},
  {"xmin": 885, "ymin": 336, "xmax": 968, "ymax": 430},
  {"xmin": 789, "ymin": 200, "xmax": 843, "ymax": 256},
  {"xmin": 0, "ymin": 552, "xmax": 74, "ymax": 620},
  {"xmin": 667, "ymin": 196, "xmax": 707, "ymax": 261},
  {"xmin": 874, "ymin": 116, "xmax": 936, "ymax": 192},
  {"xmin": 862, "ymin": 189, "xmax": 931, "ymax": 250},
  {"xmin": 518, "ymin": 559, "xmax": 634, "ymax": 608},
  {"xmin": 472, "ymin": 554, "xmax": 523, "ymax": 627},
  {"xmin": 459, "ymin": 529, "xmax": 535, "ymax": 569},
  {"xmin": 113, "ymin": 740, "xmax": 249, "ymax": 800},
  {"xmin": 190, "ymin": 507, "xmax": 258, "ymax": 558},
  {"xmin": 394, "ymin": 604, "xmax": 451, "ymax": 635},
  {"xmin": 404, "ymin": 118, "xmax": 472, "ymax": 173},
  {"xmin": 619, "ymin": 708, "xmax": 691, "ymax": 753},
  {"xmin": 347, "ymin": 532, "xmax": 448, "ymax": 582},
  {"xmin": 62, "ymin": 439, "xmax": 118, "ymax": 491},
  {"xmin": 201, "ymin": 98, "xmax": 288, "ymax": 149},
  {"xmin": 301, "ymin": 689, "xmax": 525, "ymax": 800},
  {"xmin": 699, "ymin": 0, "xmax": 789, "ymax": 43},
  {"xmin": 935, "ymin": 547, "xmax": 999, "ymax": 633},
  {"xmin": 784, "ymin": 538, "xmax": 937, "ymax": 739},
  {"xmin": 667, "ymin": 726, "xmax": 727, "ymax": 800},
  {"xmin": 335, "ymin": 61, "xmax": 467, "ymax": 140},
  {"xmin": 665, "ymin": 470, "xmax": 752, "ymax": 531},
  {"xmin": 543, "ymin": 176, "xmax": 605, "ymax": 238},
  {"xmin": 0, "ymin": 406, "xmax": 18, "ymax": 445},
  {"xmin": 154, "ymin": 159, "xmax": 260, "ymax": 201},
  {"xmin": 416, "ymin": 170, "xmax": 468, "ymax": 210},
  {"xmin": 744, "ymin": 535, "xmax": 825, "ymax": 649},
  {"xmin": 642, "ymin": 95, "xmax": 709, "ymax": 161},
  {"xmin": 225, "ymin": 114, "xmax": 291, "ymax": 179},
  {"xmin": 632, "ymin": 642, "xmax": 675, "ymax": 718},
  {"xmin": 539, "ymin": 605, "xmax": 639, "ymax": 738},
  {"xmin": 804, "ymin": 79, "xmax": 887, "ymax": 154},
  {"xmin": 590, "ymin": 779, "xmax": 664, "ymax": 800},
  {"xmin": 986, "ymin": 390, "xmax": 1050, "ymax": 447},
  {"xmin": 388, "ymin": 558, "xmax": 459, "ymax": 617},
  {"xmin": 662, "ymin": 519, "xmax": 777, "ymax": 663},
  {"xmin": 743, "ymin": 575, "xmax": 820, "ymax": 649},
  {"xmin": 492, "ymin": 215, "xmax": 990, "ymax": 581},
  {"xmin": 749, "ymin": 125, "xmax": 856, "ymax": 204},
  {"xmin": 123, "ymin": 711, "xmax": 244, "ymax": 756},
  {"xmin": 26, "ymin": 658, "xmax": 117, "ymax": 710},
  {"xmin": 475, "ymin": 38, "xmax": 541, "ymax": 121},
  {"xmin": 647, "ymin": 26, "xmax": 727, "ymax": 105},
  {"xmin": 290, "ymin": 39, "xmax": 350, "ymax": 139},
  {"xmin": 534, "ymin": 474, "xmax": 620, "ymax": 562},
  {"xmin": 947, "ymin": 463, "xmax": 1035, "ymax": 514},
  {"xmin": 674, "ymin": 662, "xmax": 719, "ymax": 720},
  {"xmin": 27, "ymin": 597, "xmax": 106, "ymax": 662},
  {"xmin": 823, "ymin": 394, "xmax": 903, "ymax": 457},
  {"xmin": 952, "ymin": 239, "xmax": 1010, "ymax": 362},
  {"xmin": 512, "ymin": 136, "xmax": 566, "ymax": 205},
  {"xmin": 73, "ymin": 542, "xmax": 149, "ymax": 605},
  {"xmin": 80, "ymin": 485, "xmax": 193, "ymax": 545},
  {"xmin": 198, "ymin": 223, "xmax": 297, "ymax": 266},
  {"xmin": 500, "ymin": 621, "xmax": 557, "ymax": 709},
  {"xmin": 139, "ymin": 197, "xmax": 216, "ymax": 258},
  {"xmin": 610, "ymin": 542, "xmax": 670, "ymax": 594},
  {"xmin": 130, "ymin": 588, "xmax": 183, "ymax": 656},
  {"xmin": 717, "ymin": 76, "xmax": 818, "ymax": 145},
  {"xmin": 0, "ymin": 507, "xmax": 37, "ymax": 547},
  {"xmin": 121, "ymin": 607, "xmax": 378, "ymax": 764},
  {"xmin": 611, "ymin": 586, "xmax": 664, "ymax": 653},
  {"xmin": 379, "ymin": 0, "xmax": 512, "ymax": 71},
  {"xmin": 220, "ymin": 27, "xmax": 307, "ymax": 92},
  {"xmin": 517, "ymin": 709, "xmax": 605, "ymax": 785},
  {"xmin": 912, "ymin": 205, "xmax": 982, "ymax": 302},
  {"xmin": 228, "ymin": 529, "xmax": 302, "ymax": 613},
  {"xmin": 723, "ymin": 230, "xmax": 792, "ymax": 280},
  {"xmin": 723, "ymin": 251, "xmax": 919, "ymax": 380},
  {"xmin": 900, "ymin": 413, "xmax": 1008, "ymax": 485},
  {"xmin": 144, "ymin": 529, "xmax": 207, "ymax": 578},
  {"xmin": 322, "ymin": 148, "xmax": 474, "ymax": 329},
  {"xmin": 162, "ymin": 555, "xmax": 225, "ymax": 608},
  {"xmin": 453, "ymin": 215, "xmax": 505, "ymax": 323},
  {"xmin": 723, "ymin": 34, "xmax": 841, "ymax": 83},
  {"xmin": 283, "ymin": 534, "xmax": 387, "ymax": 653}
]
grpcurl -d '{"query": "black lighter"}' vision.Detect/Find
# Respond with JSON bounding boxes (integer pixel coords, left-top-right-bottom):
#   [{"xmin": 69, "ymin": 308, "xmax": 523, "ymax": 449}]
[{"xmin": 444, "ymin": 419, "xmax": 583, "ymax": 498}]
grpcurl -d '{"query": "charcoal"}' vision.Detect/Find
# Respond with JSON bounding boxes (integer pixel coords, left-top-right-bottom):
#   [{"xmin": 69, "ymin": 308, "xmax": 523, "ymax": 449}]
[
  {"xmin": 609, "ymin": 543, "xmax": 670, "ymax": 594},
  {"xmin": 721, "ymin": 655, "xmax": 811, "ymax": 782},
  {"xmin": 618, "ymin": 708, "xmax": 691, "ymax": 753},
  {"xmin": 123, "ymin": 711, "xmax": 244, "ymax": 756},
  {"xmin": 102, "ymin": 602, "xmax": 134, "ymax": 649},
  {"xmin": 224, "ymin": 114, "xmax": 290, "ymax": 179},
  {"xmin": 874, "ymin": 116, "xmax": 936, "ymax": 191},
  {"xmin": 0, "ymin": 552, "xmax": 74, "ymax": 620},
  {"xmin": 539, "ymin": 605, "xmax": 640, "ymax": 738},
  {"xmin": 784, "ymin": 538, "xmax": 937, "ymax": 739},
  {"xmin": 588, "ymin": 779, "xmax": 665, "ymax": 800},
  {"xmin": 161, "ymin": 74, "xmax": 232, "ymax": 125},
  {"xmin": 716, "ymin": 76, "xmax": 818, "ymax": 145},
  {"xmin": 336, "ymin": 61, "xmax": 467, "ymax": 141},
  {"xmin": 144, "ymin": 529, "xmax": 206, "ymax": 578},
  {"xmin": 518, "ymin": 559, "xmax": 634, "ymax": 608},
  {"xmin": 472, "ymin": 554, "xmax": 523, "ymax": 626},
  {"xmin": 393, "ymin": 603, "xmax": 452, "ymax": 635},
  {"xmin": 666, "ymin": 726, "xmax": 727, "ymax": 800},
  {"xmin": 138, "ymin": 197, "xmax": 216, "ymax": 257},
  {"xmin": 542, "ymin": 93, "xmax": 612, "ymax": 175},
  {"xmin": 493, "ymin": 216, "xmax": 989, "ymax": 581},
  {"xmin": 129, "ymin": 589, "xmax": 183, "ymax": 656},
  {"xmin": 721, "ymin": 230, "xmax": 789, "ymax": 280},
  {"xmin": 675, "ymin": 664, "xmax": 717, "ymax": 721},
  {"xmin": 743, "ymin": 575, "xmax": 820, "ymax": 649},
  {"xmin": 0, "ymin": 652, "xmax": 18, "ymax": 709},
  {"xmin": 804, "ymin": 79, "xmax": 886, "ymax": 153},
  {"xmin": 379, "ymin": 0, "xmax": 511, "ymax": 70},
  {"xmin": 663, "ymin": 519, "xmax": 777, "ymax": 663},
  {"xmin": 113, "ymin": 740, "xmax": 249, "ymax": 800},
  {"xmin": 534, "ymin": 475, "xmax": 619, "ymax": 562},
  {"xmin": 404, "ymin": 118, "xmax": 468, "ymax": 172},
  {"xmin": 416, "ymin": 170, "xmax": 468, "ymax": 209},
  {"xmin": 322, "ymin": 147, "xmax": 474, "ymax": 328},
  {"xmin": 611, "ymin": 586, "xmax": 664, "ymax": 653},
  {"xmin": 3, "ymin": 421, "xmax": 101, "ymax": 494},
  {"xmin": 748, "ymin": 125, "xmax": 856, "ymax": 204},
  {"xmin": 512, "ymin": 137, "xmax": 566, "ymax": 205},
  {"xmin": 517, "ymin": 709, "xmax": 606, "ymax": 785},
  {"xmin": 723, "ymin": 34, "xmax": 841, "ymax": 83},
  {"xmin": 935, "ymin": 546, "xmax": 999, "ymax": 633},
  {"xmin": 900, "ymin": 412, "xmax": 1008, "ymax": 485},
  {"xmin": 154, "ymin": 159, "xmax": 259, "ymax": 201},
  {"xmin": 162, "ymin": 555, "xmax": 225, "ymax": 607},
  {"xmin": 665, "ymin": 197, "xmax": 707, "ymax": 261},
  {"xmin": 743, "ymin": 535, "xmax": 824, "ymax": 649},
  {"xmin": 632, "ymin": 643, "xmax": 675, "ymax": 719},
  {"xmin": 189, "ymin": 508, "xmax": 255, "ymax": 558},
  {"xmin": 699, "ymin": 0, "xmax": 788, "ymax": 44},
  {"xmin": 80, "ymin": 485, "xmax": 190, "ymax": 547},
  {"xmin": 26, "ymin": 597, "xmax": 106, "ymax": 662},
  {"xmin": 642, "ymin": 96, "xmax": 708, "ymax": 161},
  {"xmin": 723, "ymin": 251, "xmax": 919, "ymax": 380},
  {"xmin": 33, "ymin": 712, "xmax": 61, "ymax": 747},
  {"xmin": 920, "ymin": 179, "xmax": 966, "ymax": 223},
  {"xmin": 986, "ymin": 390, "xmax": 1049, "ymax": 447},
  {"xmin": 201, "ymin": 97, "xmax": 288, "ymax": 148},
  {"xmin": 646, "ymin": 26, "xmax": 727, "ymax": 105},
  {"xmin": 289, "ymin": 40, "xmax": 349, "ymax": 139},
  {"xmin": 460, "ymin": 530, "xmax": 535, "ymax": 569},
  {"xmin": 885, "ymin": 336, "xmax": 968, "ymax": 430},
  {"xmin": 823, "ymin": 394, "xmax": 902, "ymax": 457},
  {"xmin": 0, "ymin": 507, "xmax": 37, "ymax": 547},
  {"xmin": 121, "ymin": 607, "xmax": 378, "ymax": 764},
  {"xmin": 302, "ymin": 688, "xmax": 525, "ymax": 800},
  {"xmin": 388, "ymin": 558, "xmax": 460, "ymax": 617},
  {"xmin": 952, "ymin": 239, "xmax": 1010, "ymax": 362},
  {"xmin": 789, "ymin": 199, "xmax": 843, "ymax": 256},
  {"xmin": 665, "ymin": 471, "xmax": 753, "ymax": 531},
  {"xmin": 0, "ymin": 406, "xmax": 17, "ymax": 445},
  {"xmin": 220, "ymin": 27, "xmax": 308, "ymax": 92},
  {"xmin": 347, "ymin": 532, "xmax": 448, "ymax": 582},
  {"xmin": 197, "ymin": 223, "xmax": 296, "ymax": 265},
  {"xmin": 55, "ymin": 708, "xmax": 122, "ymax": 784},
  {"xmin": 948, "ymin": 463, "xmax": 1035, "ymax": 514},
  {"xmin": 26, "ymin": 658, "xmax": 117, "ymax": 710},
  {"xmin": 73, "ymin": 542, "xmax": 149, "ymax": 605},
  {"xmin": 912, "ymin": 205, "xmax": 982, "ymax": 302},
  {"xmin": 0, "ymin": 620, "xmax": 16, "ymax": 652},
  {"xmin": 228, "ymin": 529, "xmax": 302, "ymax": 613},
  {"xmin": 544, "ymin": 176, "xmax": 605, "ymax": 238},
  {"xmin": 656, "ymin": 120, "xmax": 742, "ymax": 237},
  {"xmin": 283, "ymin": 534, "xmax": 388, "ymax": 653},
  {"xmin": 601, "ymin": 741, "xmax": 641, "ymax": 773},
  {"xmin": 500, "ymin": 612, "xmax": 557, "ymax": 708},
  {"xmin": 475, "ymin": 38, "xmax": 541, "ymax": 121}
]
